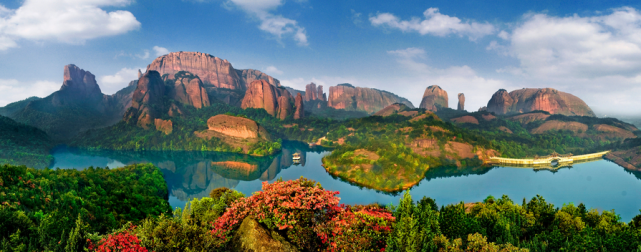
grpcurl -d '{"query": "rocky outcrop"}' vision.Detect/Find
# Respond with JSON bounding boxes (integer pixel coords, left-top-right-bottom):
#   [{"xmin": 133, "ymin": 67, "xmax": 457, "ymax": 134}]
[
  {"xmin": 230, "ymin": 217, "xmax": 299, "ymax": 252},
  {"xmin": 327, "ymin": 84, "xmax": 414, "ymax": 114},
  {"xmin": 125, "ymin": 71, "xmax": 166, "ymax": 129},
  {"xmin": 237, "ymin": 69, "xmax": 280, "ymax": 88},
  {"xmin": 419, "ymin": 85, "xmax": 448, "ymax": 111},
  {"xmin": 59, "ymin": 64, "xmax": 103, "ymax": 100},
  {"xmin": 486, "ymin": 88, "xmax": 596, "ymax": 116},
  {"xmin": 146, "ymin": 51, "xmax": 280, "ymax": 91},
  {"xmin": 457, "ymin": 93, "xmax": 465, "ymax": 111},
  {"xmin": 451, "ymin": 115, "xmax": 479, "ymax": 124},
  {"xmin": 147, "ymin": 52, "xmax": 242, "ymax": 90},
  {"xmin": 304, "ymin": 83, "xmax": 325, "ymax": 102},
  {"xmin": 155, "ymin": 119, "xmax": 173, "ymax": 135},
  {"xmin": 294, "ymin": 93, "xmax": 304, "ymax": 119},
  {"xmin": 241, "ymin": 80, "xmax": 294, "ymax": 120},
  {"xmin": 168, "ymin": 72, "xmax": 210, "ymax": 109},
  {"xmin": 207, "ymin": 114, "xmax": 269, "ymax": 140},
  {"xmin": 531, "ymin": 121, "xmax": 588, "ymax": 134}
]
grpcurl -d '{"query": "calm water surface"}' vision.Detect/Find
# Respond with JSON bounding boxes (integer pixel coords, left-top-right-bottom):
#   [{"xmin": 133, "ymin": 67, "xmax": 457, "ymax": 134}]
[{"xmin": 50, "ymin": 142, "xmax": 641, "ymax": 221}]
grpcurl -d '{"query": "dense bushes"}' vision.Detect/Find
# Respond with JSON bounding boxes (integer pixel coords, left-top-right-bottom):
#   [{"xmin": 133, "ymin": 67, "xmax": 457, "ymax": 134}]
[
  {"xmin": 0, "ymin": 115, "xmax": 53, "ymax": 169},
  {"xmin": 0, "ymin": 163, "xmax": 171, "ymax": 251}
]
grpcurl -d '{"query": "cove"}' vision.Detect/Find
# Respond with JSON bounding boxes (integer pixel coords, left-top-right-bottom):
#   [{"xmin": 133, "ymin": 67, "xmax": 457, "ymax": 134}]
[{"xmin": 49, "ymin": 141, "xmax": 641, "ymax": 221}]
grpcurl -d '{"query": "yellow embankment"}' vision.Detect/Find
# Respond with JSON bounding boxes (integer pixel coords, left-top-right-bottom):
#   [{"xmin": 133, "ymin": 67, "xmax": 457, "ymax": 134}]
[{"xmin": 490, "ymin": 151, "xmax": 609, "ymax": 166}]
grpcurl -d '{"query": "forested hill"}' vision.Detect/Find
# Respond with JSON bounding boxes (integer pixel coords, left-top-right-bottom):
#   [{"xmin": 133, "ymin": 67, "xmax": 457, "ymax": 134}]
[{"xmin": 0, "ymin": 115, "xmax": 53, "ymax": 168}]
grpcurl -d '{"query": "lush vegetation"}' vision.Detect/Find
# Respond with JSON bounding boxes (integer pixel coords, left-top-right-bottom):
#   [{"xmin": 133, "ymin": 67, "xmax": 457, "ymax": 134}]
[
  {"xmin": 0, "ymin": 163, "xmax": 171, "ymax": 251},
  {"xmin": 0, "ymin": 115, "xmax": 53, "ymax": 169},
  {"xmin": 15, "ymin": 176, "xmax": 636, "ymax": 251}
]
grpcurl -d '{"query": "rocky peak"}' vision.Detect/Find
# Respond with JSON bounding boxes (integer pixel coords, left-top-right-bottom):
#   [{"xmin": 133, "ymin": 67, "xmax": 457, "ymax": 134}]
[
  {"xmin": 60, "ymin": 64, "xmax": 102, "ymax": 98},
  {"xmin": 241, "ymin": 80, "xmax": 294, "ymax": 120},
  {"xmin": 125, "ymin": 70, "xmax": 166, "ymax": 129},
  {"xmin": 486, "ymin": 88, "xmax": 595, "ymax": 116},
  {"xmin": 327, "ymin": 84, "xmax": 414, "ymax": 114},
  {"xmin": 169, "ymin": 72, "xmax": 210, "ymax": 109},
  {"xmin": 419, "ymin": 85, "xmax": 448, "ymax": 111},
  {"xmin": 236, "ymin": 69, "xmax": 280, "ymax": 88},
  {"xmin": 457, "ymin": 93, "xmax": 465, "ymax": 111},
  {"xmin": 147, "ymin": 51, "xmax": 243, "ymax": 90},
  {"xmin": 294, "ymin": 93, "xmax": 304, "ymax": 119},
  {"xmin": 305, "ymin": 83, "xmax": 326, "ymax": 102}
]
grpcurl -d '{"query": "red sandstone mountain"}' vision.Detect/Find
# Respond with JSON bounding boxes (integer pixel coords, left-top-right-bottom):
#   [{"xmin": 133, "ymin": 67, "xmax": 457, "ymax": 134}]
[
  {"xmin": 486, "ymin": 88, "xmax": 595, "ymax": 116},
  {"xmin": 305, "ymin": 83, "xmax": 326, "ymax": 102},
  {"xmin": 241, "ymin": 80, "xmax": 296, "ymax": 120},
  {"xmin": 125, "ymin": 70, "xmax": 213, "ymax": 129},
  {"xmin": 146, "ymin": 52, "xmax": 279, "ymax": 90},
  {"xmin": 294, "ymin": 93, "xmax": 304, "ymax": 119},
  {"xmin": 327, "ymin": 83, "xmax": 414, "ymax": 114},
  {"xmin": 419, "ymin": 85, "xmax": 448, "ymax": 111},
  {"xmin": 457, "ymin": 93, "xmax": 465, "ymax": 111}
]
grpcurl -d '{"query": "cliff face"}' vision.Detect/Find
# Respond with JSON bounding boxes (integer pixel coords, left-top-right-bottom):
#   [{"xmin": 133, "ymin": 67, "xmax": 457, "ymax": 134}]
[
  {"xmin": 419, "ymin": 85, "xmax": 448, "ymax": 111},
  {"xmin": 327, "ymin": 84, "xmax": 414, "ymax": 114},
  {"xmin": 457, "ymin": 93, "xmax": 465, "ymax": 111},
  {"xmin": 146, "ymin": 51, "xmax": 280, "ymax": 91},
  {"xmin": 168, "ymin": 73, "xmax": 210, "ymax": 109},
  {"xmin": 294, "ymin": 93, "xmax": 304, "ymax": 119},
  {"xmin": 125, "ymin": 71, "xmax": 166, "ymax": 129},
  {"xmin": 486, "ymin": 88, "xmax": 596, "ymax": 116},
  {"xmin": 305, "ymin": 83, "xmax": 325, "ymax": 102},
  {"xmin": 241, "ymin": 80, "xmax": 295, "ymax": 120},
  {"xmin": 236, "ymin": 69, "xmax": 280, "ymax": 88},
  {"xmin": 147, "ymin": 52, "xmax": 242, "ymax": 90}
]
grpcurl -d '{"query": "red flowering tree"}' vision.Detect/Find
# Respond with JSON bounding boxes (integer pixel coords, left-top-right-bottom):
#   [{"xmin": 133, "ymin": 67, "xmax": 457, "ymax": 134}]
[
  {"xmin": 88, "ymin": 224, "xmax": 149, "ymax": 252},
  {"xmin": 314, "ymin": 205, "xmax": 395, "ymax": 252},
  {"xmin": 211, "ymin": 177, "xmax": 341, "ymax": 250}
]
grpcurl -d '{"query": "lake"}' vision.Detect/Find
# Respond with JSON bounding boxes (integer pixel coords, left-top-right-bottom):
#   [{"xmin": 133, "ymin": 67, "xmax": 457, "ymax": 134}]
[{"xmin": 49, "ymin": 141, "xmax": 641, "ymax": 221}]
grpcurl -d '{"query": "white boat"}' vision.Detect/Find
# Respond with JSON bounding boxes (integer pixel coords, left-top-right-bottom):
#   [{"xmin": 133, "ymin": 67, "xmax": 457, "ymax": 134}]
[{"xmin": 293, "ymin": 153, "xmax": 301, "ymax": 162}]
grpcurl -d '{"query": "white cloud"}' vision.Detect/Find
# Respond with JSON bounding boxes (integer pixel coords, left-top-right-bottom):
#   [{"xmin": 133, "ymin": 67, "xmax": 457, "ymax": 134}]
[
  {"xmin": 508, "ymin": 7, "xmax": 641, "ymax": 78},
  {"xmin": 370, "ymin": 8, "xmax": 495, "ymax": 41},
  {"xmin": 99, "ymin": 67, "xmax": 144, "ymax": 94},
  {"xmin": 387, "ymin": 47, "xmax": 508, "ymax": 110},
  {"xmin": 264, "ymin": 65, "xmax": 283, "ymax": 75},
  {"xmin": 488, "ymin": 7, "xmax": 641, "ymax": 114},
  {"xmin": 0, "ymin": 79, "xmax": 58, "ymax": 106},
  {"xmin": 153, "ymin": 46, "xmax": 170, "ymax": 56},
  {"xmin": 222, "ymin": 0, "xmax": 308, "ymax": 46},
  {"xmin": 0, "ymin": 0, "xmax": 140, "ymax": 50}
]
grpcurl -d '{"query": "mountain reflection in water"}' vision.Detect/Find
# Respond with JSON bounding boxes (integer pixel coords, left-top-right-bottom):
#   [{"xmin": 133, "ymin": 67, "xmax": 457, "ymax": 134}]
[{"xmin": 48, "ymin": 142, "xmax": 641, "ymax": 221}]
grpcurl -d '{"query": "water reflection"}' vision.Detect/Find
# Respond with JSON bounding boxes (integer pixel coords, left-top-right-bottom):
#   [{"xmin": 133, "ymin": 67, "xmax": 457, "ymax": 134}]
[{"xmin": 48, "ymin": 143, "xmax": 641, "ymax": 221}]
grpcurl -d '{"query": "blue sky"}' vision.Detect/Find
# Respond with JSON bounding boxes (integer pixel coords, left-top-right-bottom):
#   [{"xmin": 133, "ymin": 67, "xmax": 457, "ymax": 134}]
[{"xmin": 1, "ymin": 0, "xmax": 641, "ymax": 116}]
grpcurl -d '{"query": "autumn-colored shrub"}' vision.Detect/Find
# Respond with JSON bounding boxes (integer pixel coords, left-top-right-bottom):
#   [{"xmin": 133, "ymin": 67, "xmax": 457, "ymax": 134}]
[
  {"xmin": 314, "ymin": 205, "xmax": 394, "ymax": 252},
  {"xmin": 211, "ymin": 177, "xmax": 341, "ymax": 250},
  {"xmin": 88, "ymin": 224, "xmax": 148, "ymax": 252}
]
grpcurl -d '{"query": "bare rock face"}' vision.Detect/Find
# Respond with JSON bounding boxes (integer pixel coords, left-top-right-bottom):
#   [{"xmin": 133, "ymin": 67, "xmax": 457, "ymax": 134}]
[
  {"xmin": 277, "ymin": 96, "xmax": 292, "ymax": 120},
  {"xmin": 294, "ymin": 93, "xmax": 304, "ymax": 119},
  {"xmin": 155, "ymin": 119, "xmax": 173, "ymax": 135},
  {"xmin": 236, "ymin": 69, "xmax": 280, "ymax": 88},
  {"xmin": 147, "ymin": 51, "xmax": 280, "ymax": 91},
  {"xmin": 147, "ymin": 52, "xmax": 242, "ymax": 90},
  {"xmin": 327, "ymin": 83, "xmax": 414, "ymax": 114},
  {"xmin": 241, "ymin": 80, "xmax": 294, "ymax": 120},
  {"xmin": 207, "ymin": 114, "xmax": 269, "ymax": 140},
  {"xmin": 169, "ymin": 72, "xmax": 210, "ymax": 109},
  {"xmin": 59, "ymin": 64, "xmax": 102, "ymax": 99},
  {"xmin": 304, "ymin": 82, "xmax": 326, "ymax": 101},
  {"xmin": 457, "ymin": 93, "xmax": 465, "ymax": 111},
  {"xmin": 125, "ymin": 71, "xmax": 166, "ymax": 129},
  {"xmin": 486, "ymin": 88, "xmax": 595, "ymax": 116},
  {"xmin": 419, "ymin": 85, "xmax": 448, "ymax": 111}
]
